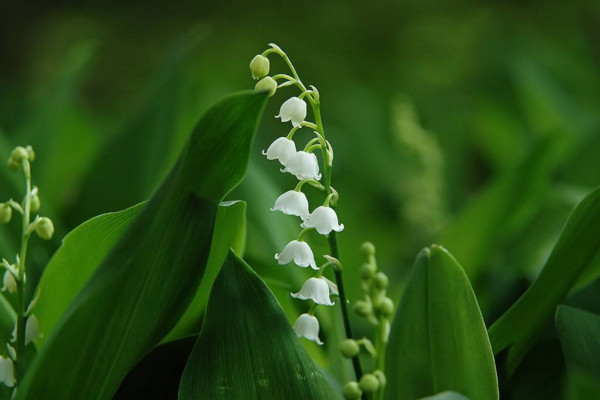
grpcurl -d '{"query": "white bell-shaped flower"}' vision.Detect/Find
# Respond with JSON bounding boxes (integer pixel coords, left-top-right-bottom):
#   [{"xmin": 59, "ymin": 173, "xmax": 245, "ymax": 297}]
[
  {"xmin": 301, "ymin": 206, "xmax": 345, "ymax": 235},
  {"xmin": 294, "ymin": 313, "xmax": 323, "ymax": 345},
  {"xmin": 271, "ymin": 190, "xmax": 310, "ymax": 220},
  {"xmin": 262, "ymin": 137, "xmax": 297, "ymax": 166},
  {"xmin": 0, "ymin": 356, "xmax": 15, "ymax": 387},
  {"xmin": 1, "ymin": 270, "xmax": 16, "ymax": 294},
  {"xmin": 275, "ymin": 240, "xmax": 318, "ymax": 270},
  {"xmin": 276, "ymin": 97, "xmax": 307, "ymax": 127},
  {"xmin": 282, "ymin": 151, "xmax": 321, "ymax": 181},
  {"xmin": 25, "ymin": 314, "xmax": 39, "ymax": 345},
  {"xmin": 291, "ymin": 277, "xmax": 335, "ymax": 305}
]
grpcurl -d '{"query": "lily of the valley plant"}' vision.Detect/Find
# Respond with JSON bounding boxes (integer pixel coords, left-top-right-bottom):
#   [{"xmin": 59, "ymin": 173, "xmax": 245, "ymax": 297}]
[{"xmin": 250, "ymin": 43, "xmax": 394, "ymax": 400}]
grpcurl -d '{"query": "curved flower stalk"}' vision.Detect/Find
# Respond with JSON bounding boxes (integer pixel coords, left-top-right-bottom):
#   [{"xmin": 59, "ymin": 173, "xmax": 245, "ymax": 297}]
[
  {"xmin": 249, "ymin": 44, "xmax": 364, "ymax": 382},
  {"xmin": 0, "ymin": 146, "xmax": 54, "ymax": 394}
]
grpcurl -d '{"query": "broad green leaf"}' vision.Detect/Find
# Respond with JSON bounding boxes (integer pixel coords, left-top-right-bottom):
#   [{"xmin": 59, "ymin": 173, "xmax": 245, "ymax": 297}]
[
  {"xmin": 179, "ymin": 251, "xmax": 340, "ymax": 399},
  {"xmin": 165, "ymin": 200, "xmax": 246, "ymax": 341},
  {"xmin": 386, "ymin": 245, "xmax": 498, "ymax": 400},
  {"xmin": 34, "ymin": 203, "xmax": 144, "ymax": 346},
  {"xmin": 556, "ymin": 306, "xmax": 600, "ymax": 399},
  {"xmin": 420, "ymin": 392, "xmax": 470, "ymax": 400},
  {"xmin": 556, "ymin": 305, "xmax": 600, "ymax": 377},
  {"xmin": 489, "ymin": 186, "xmax": 600, "ymax": 372},
  {"xmin": 18, "ymin": 91, "xmax": 268, "ymax": 400}
]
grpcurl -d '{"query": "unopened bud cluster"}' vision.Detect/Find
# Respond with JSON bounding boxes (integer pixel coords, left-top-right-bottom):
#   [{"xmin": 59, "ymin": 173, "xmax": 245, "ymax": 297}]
[
  {"xmin": 0, "ymin": 145, "xmax": 49, "ymax": 391},
  {"xmin": 342, "ymin": 242, "xmax": 393, "ymax": 399}
]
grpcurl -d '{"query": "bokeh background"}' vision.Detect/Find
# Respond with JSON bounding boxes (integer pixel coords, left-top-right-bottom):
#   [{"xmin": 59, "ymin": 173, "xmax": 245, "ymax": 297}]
[{"xmin": 1, "ymin": 0, "xmax": 599, "ymax": 396}]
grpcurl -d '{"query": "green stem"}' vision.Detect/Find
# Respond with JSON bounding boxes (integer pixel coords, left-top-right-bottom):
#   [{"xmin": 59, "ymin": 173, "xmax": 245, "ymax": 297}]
[{"xmin": 15, "ymin": 160, "xmax": 32, "ymax": 386}]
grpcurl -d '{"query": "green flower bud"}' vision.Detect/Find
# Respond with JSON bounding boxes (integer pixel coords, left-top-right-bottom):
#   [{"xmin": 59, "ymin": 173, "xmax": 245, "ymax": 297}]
[
  {"xmin": 8, "ymin": 146, "xmax": 29, "ymax": 170},
  {"xmin": 255, "ymin": 76, "xmax": 277, "ymax": 97},
  {"xmin": 249, "ymin": 55, "xmax": 270, "ymax": 80},
  {"xmin": 360, "ymin": 263, "xmax": 376, "ymax": 280},
  {"xmin": 374, "ymin": 272, "xmax": 389, "ymax": 290},
  {"xmin": 340, "ymin": 339, "xmax": 360, "ymax": 358},
  {"xmin": 30, "ymin": 194, "xmax": 41, "ymax": 212},
  {"xmin": 342, "ymin": 381, "xmax": 362, "ymax": 400},
  {"xmin": 359, "ymin": 373, "xmax": 380, "ymax": 393},
  {"xmin": 380, "ymin": 297, "xmax": 394, "ymax": 318},
  {"xmin": 373, "ymin": 370, "xmax": 387, "ymax": 387},
  {"xmin": 35, "ymin": 217, "xmax": 54, "ymax": 240},
  {"xmin": 26, "ymin": 145, "xmax": 35, "ymax": 162},
  {"xmin": 361, "ymin": 241, "xmax": 376, "ymax": 257},
  {"xmin": 354, "ymin": 300, "xmax": 372, "ymax": 317},
  {"xmin": 0, "ymin": 204, "xmax": 12, "ymax": 224}
]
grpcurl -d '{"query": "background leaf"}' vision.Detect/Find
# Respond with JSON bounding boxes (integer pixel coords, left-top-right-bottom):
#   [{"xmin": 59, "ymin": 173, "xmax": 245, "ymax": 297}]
[
  {"xmin": 386, "ymin": 245, "xmax": 498, "ymax": 400},
  {"xmin": 179, "ymin": 251, "xmax": 340, "ymax": 400},
  {"xmin": 18, "ymin": 91, "xmax": 268, "ymax": 400},
  {"xmin": 488, "ymin": 186, "xmax": 600, "ymax": 372}
]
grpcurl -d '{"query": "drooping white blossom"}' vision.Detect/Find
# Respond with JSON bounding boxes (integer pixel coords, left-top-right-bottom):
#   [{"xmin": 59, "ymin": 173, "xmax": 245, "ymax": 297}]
[
  {"xmin": 282, "ymin": 151, "xmax": 321, "ymax": 181},
  {"xmin": 275, "ymin": 240, "xmax": 318, "ymax": 270},
  {"xmin": 271, "ymin": 190, "xmax": 310, "ymax": 220},
  {"xmin": 1, "ymin": 270, "xmax": 16, "ymax": 294},
  {"xmin": 291, "ymin": 277, "xmax": 335, "ymax": 306},
  {"xmin": 301, "ymin": 206, "xmax": 344, "ymax": 235},
  {"xmin": 276, "ymin": 97, "xmax": 307, "ymax": 127},
  {"xmin": 262, "ymin": 137, "xmax": 297, "ymax": 166},
  {"xmin": 294, "ymin": 313, "xmax": 323, "ymax": 345},
  {"xmin": 322, "ymin": 276, "xmax": 339, "ymax": 296},
  {"xmin": 0, "ymin": 356, "xmax": 15, "ymax": 387},
  {"xmin": 25, "ymin": 315, "xmax": 39, "ymax": 345}
]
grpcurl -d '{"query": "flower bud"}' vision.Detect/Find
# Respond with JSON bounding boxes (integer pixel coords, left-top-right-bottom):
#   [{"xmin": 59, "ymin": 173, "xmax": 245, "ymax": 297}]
[
  {"xmin": 374, "ymin": 272, "xmax": 389, "ymax": 290},
  {"xmin": 26, "ymin": 145, "xmax": 35, "ymax": 162},
  {"xmin": 360, "ymin": 263, "xmax": 376, "ymax": 280},
  {"xmin": 373, "ymin": 370, "xmax": 387, "ymax": 387},
  {"xmin": 11, "ymin": 147, "xmax": 29, "ymax": 163},
  {"xmin": 361, "ymin": 241, "xmax": 376, "ymax": 257},
  {"xmin": 2, "ymin": 270, "xmax": 16, "ymax": 294},
  {"xmin": 0, "ymin": 204, "xmax": 12, "ymax": 224},
  {"xmin": 354, "ymin": 300, "xmax": 371, "ymax": 317},
  {"xmin": 340, "ymin": 339, "xmax": 360, "ymax": 358},
  {"xmin": 30, "ymin": 194, "xmax": 41, "ymax": 212},
  {"xmin": 342, "ymin": 381, "xmax": 362, "ymax": 400},
  {"xmin": 359, "ymin": 373, "xmax": 380, "ymax": 393},
  {"xmin": 249, "ymin": 55, "xmax": 270, "ymax": 79},
  {"xmin": 35, "ymin": 217, "xmax": 54, "ymax": 240},
  {"xmin": 255, "ymin": 77, "xmax": 277, "ymax": 97},
  {"xmin": 380, "ymin": 297, "xmax": 394, "ymax": 318}
]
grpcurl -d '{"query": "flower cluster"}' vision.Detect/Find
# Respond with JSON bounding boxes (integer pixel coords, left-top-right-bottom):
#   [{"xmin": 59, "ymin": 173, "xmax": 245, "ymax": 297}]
[
  {"xmin": 250, "ymin": 44, "xmax": 345, "ymax": 345},
  {"xmin": 0, "ymin": 146, "xmax": 50, "ymax": 392}
]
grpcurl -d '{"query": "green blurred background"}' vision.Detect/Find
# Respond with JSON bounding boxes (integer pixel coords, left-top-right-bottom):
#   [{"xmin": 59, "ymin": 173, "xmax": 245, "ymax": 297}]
[{"xmin": 1, "ymin": 0, "xmax": 600, "ymax": 392}]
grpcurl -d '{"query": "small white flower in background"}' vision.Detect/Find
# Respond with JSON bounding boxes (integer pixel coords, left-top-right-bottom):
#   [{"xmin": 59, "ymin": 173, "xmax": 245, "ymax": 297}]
[
  {"xmin": 0, "ymin": 356, "xmax": 15, "ymax": 387},
  {"xmin": 276, "ymin": 97, "xmax": 307, "ymax": 127},
  {"xmin": 25, "ymin": 314, "xmax": 39, "ymax": 345},
  {"xmin": 262, "ymin": 137, "xmax": 297, "ymax": 166},
  {"xmin": 301, "ymin": 206, "xmax": 344, "ymax": 235},
  {"xmin": 291, "ymin": 277, "xmax": 335, "ymax": 306},
  {"xmin": 1, "ymin": 270, "xmax": 16, "ymax": 294},
  {"xmin": 294, "ymin": 313, "xmax": 323, "ymax": 345},
  {"xmin": 275, "ymin": 240, "xmax": 318, "ymax": 270},
  {"xmin": 271, "ymin": 190, "xmax": 310, "ymax": 220},
  {"xmin": 283, "ymin": 151, "xmax": 321, "ymax": 181}
]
